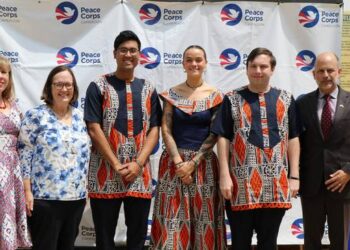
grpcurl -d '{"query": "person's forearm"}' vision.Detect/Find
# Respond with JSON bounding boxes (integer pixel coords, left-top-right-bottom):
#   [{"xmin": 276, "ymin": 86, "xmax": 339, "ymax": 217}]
[
  {"xmin": 162, "ymin": 103, "xmax": 182, "ymax": 164},
  {"xmin": 192, "ymin": 106, "xmax": 220, "ymax": 164},
  {"xmin": 87, "ymin": 123, "xmax": 121, "ymax": 169},
  {"xmin": 217, "ymin": 136, "xmax": 230, "ymax": 176},
  {"xmin": 136, "ymin": 126, "xmax": 159, "ymax": 165},
  {"xmin": 192, "ymin": 133, "xmax": 217, "ymax": 163},
  {"xmin": 288, "ymin": 137, "xmax": 300, "ymax": 178},
  {"xmin": 23, "ymin": 178, "xmax": 31, "ymax": 192}
]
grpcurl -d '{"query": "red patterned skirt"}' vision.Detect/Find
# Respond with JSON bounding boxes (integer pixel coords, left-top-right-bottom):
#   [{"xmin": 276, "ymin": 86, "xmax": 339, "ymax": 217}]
[{"xmin": 151, "ymin": 149, "xmax": 226, "ymax": 250}]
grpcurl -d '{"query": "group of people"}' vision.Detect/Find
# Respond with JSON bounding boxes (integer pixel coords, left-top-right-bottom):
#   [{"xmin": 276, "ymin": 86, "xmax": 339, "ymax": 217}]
[{"xmin": 0, "ymin": 29, "xmax": 349, "ymax": 250}]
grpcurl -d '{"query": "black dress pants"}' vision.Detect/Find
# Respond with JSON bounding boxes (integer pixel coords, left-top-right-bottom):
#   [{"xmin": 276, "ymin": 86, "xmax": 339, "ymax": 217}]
[
  {"xmin": 90, "ymin": 197, "xmax": 151, "ymax": 250},
  {"xmin": 301, "ymin": 191, "xmax": 348, "ymax": 250},
  {"xmin": 226, "ymin": 201, "xmax": 286, "ymax": 250},
  {"xmin": 29, "ymin": 199, "xmax": 86, "ymax": 250}
]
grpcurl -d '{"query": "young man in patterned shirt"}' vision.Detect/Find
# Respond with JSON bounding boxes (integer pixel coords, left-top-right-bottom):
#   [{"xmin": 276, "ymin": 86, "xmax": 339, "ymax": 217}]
[
  {"xmin": 84, "ymin": 30, "xmax": 162, "ymax": 250},
  {"xmin": 212, "ymin": 47, "xmax": 300, "ymax": 250}
]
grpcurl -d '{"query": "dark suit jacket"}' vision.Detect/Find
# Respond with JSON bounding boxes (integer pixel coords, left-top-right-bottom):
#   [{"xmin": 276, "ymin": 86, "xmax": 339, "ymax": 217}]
[{"xmin": 296, "ymin": 86, "xmax": 350, "ymax": 200}]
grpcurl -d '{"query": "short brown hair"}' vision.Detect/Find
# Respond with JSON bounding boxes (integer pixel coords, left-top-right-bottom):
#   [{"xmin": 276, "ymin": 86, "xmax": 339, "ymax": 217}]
[
  {"xmin": 246, "ymin": 47, "xmax": 276, "ymax": 70},
  {"xmin": 41, "ymin": 65, "xmax": 79, "ymax": 105},
  {"xmin": 0, "ymin": 56, "xmax": 15, "ymax": 101}
]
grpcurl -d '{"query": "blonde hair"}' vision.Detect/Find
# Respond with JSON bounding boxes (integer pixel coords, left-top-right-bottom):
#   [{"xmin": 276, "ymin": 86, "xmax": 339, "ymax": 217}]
[{"xmin": 0, "ymin": 56, "xmax": 15, "ymax": 101}]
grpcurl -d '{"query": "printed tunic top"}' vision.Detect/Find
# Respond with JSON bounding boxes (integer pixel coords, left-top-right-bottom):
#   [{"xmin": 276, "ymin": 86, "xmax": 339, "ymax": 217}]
[
  {"xmin": 212, "ymin": 86, "xmax": 299, "ymax": 211},
  {"xmin": 84, "ymin": 74, "xmax": 162, "ymax": 199},
  {"xmin": 18, "ymin": 104, "xmax": 91, "ymax": 200}
]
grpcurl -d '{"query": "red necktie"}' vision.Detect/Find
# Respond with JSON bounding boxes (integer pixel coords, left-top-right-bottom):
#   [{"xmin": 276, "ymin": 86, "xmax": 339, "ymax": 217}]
[{"xmin": 321, "ymin": 95, "xmax": 332, "ymax": 141}]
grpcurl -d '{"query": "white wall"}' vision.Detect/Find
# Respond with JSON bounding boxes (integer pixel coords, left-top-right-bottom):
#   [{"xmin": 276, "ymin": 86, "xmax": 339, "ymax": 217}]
[{"xmin": 345, "ymin": 0, "xmax": 350, "ymax": 10}]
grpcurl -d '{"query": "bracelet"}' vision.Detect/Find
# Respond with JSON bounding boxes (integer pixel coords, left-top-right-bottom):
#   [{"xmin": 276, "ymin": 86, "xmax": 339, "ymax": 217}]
[
  {"xmin": 191, "ymin": 158, "xmax": 199, "ymax": 168},
  {"xmin": 135, "ymin": 159, "xmax": 144, "ymax": 170},
  {"xmin": 290, "ymin": 176, "xmax": 299, "ymax": 180}
]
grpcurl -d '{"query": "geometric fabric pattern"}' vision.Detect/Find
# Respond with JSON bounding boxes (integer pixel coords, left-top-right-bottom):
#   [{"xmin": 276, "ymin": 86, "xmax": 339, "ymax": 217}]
[
  {"xmin": 151, "ymin": 150, "xmax": 226, "ymax": 250},
  {"xmin": 226, "ymin": 86, "xmax": 296, "ymax": 211},
  {"xmin": 87, "ymin": 74, "xmax": 159, "ymax": 199},
  {"xmin": 151, "ymin": 89, "xmax": 226, "ymax": 249}
]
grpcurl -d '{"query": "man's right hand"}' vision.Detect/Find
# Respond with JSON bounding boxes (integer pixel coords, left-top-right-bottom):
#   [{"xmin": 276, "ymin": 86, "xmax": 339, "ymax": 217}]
[{"xmin": 220, "ymin": 174, "xmax": 233, "ymax": 200}]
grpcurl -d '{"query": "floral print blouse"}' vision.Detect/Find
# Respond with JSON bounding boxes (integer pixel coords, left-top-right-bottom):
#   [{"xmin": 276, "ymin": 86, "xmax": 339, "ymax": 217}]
[{"xmin": 18, "ymin": 104, "xmax": 91, "ymax": 200}]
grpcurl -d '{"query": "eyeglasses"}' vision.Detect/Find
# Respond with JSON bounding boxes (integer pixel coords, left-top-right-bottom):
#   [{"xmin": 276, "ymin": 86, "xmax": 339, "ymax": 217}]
[
  {"xmin": 117, "ymin": 47, "xmax": 139, "ymax": 55},
  {"xmin": 53, "ymin": 82, "xmax": 74, "ymax": 90}
]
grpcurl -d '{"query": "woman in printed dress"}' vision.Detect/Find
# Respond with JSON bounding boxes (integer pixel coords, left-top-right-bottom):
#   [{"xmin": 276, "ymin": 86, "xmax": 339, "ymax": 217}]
[
  {"xmin": 18, "ymin": 65, "xmax": 91, "ymax": 250},
  {"xmin": 151, "ymin": 45, "xmax": 226, "ymax": 249},
  {"xmin": 0, "ymin": 56, "xmax": 31, "ymax": 250}
]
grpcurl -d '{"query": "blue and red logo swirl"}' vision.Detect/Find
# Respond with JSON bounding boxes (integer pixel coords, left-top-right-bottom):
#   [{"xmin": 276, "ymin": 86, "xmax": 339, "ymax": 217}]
[
  {"xmin": 220, "ymin": 49, "xmax": 241, "ymax": 70},
  {"xmin": 55, "ymin": 2, "xmax": 78, "ymax": 25},
  {"xmin": 139, "ymin": 4, "xmax": 161, "ymax": 25},
  {"xmin": 298, "ymin": 6, "xmax": 319, "ymax": 28},
  {"xmin": 296, "ymin": 50, "xmax": 316, "ymax": 72},
  {"xmin": 221, "ymin": 4, "xmax": 242, "ymax": 26},
  {"xmin": 140, "ymin": 47, "xmax": 161, "ymax": 69},
  {"xmin": 56, "ymin": 47, "xmax": 79, "ymax": 68}
]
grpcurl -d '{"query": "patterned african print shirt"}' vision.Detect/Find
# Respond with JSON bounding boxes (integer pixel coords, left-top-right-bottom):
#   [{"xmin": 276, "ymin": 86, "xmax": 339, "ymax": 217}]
[
  {"xmin": 84, "ymin": 74, "xmax": 162, "ymax": 199},
  {"xmin": 212, "ymin": 86, "xmax": 299, "ymax": 211}
]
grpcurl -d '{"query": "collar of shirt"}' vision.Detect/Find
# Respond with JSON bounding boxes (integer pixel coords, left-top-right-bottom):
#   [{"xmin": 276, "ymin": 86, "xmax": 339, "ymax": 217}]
[
  {"xmin": 317, "ymin": 85, "xmax": 338, "ymax": 121},
  {"xmin": 318, "ymin": 85, "xmax": 338, "ymax": 100}
]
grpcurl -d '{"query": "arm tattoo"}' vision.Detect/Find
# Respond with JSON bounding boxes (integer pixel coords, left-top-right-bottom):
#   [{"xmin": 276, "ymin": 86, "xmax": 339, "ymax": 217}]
[
  {"xmin": 162, "ymin": 102, "xmax": 181, "ymax": 160},
  {"xmin": 193, "ymin": 106, "xmax": 220, "ymax": 162}
]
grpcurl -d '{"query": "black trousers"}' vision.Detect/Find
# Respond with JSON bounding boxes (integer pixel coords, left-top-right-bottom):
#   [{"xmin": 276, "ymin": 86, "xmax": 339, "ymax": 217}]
[
  {"xmin": 301, "ymin": 192, "xmax": 349, "ymax": 250},
  {"xmin": 226, "ymin": 201, "xmax": 286, "ymax": 250},
  {"xmin": 90, "ymin": 197, "xmax": 151, "ymax": 250},
  {"xmin": 29, "ymin": 199, "xmax": 86, "ymax": 250}
]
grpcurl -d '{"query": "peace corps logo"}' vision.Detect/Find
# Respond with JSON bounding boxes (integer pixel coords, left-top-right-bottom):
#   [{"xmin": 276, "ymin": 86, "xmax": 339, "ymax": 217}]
[
  {"xmin": 296, "ymin": 50, "xmax": 316, "ymax": 72},
  {"xmin": 151, "ymin": 141, "xmax": 160, "ymax": 155},
  {"xmin": 55, "ymin": 2, "xmax": 78, "ymax": 25},
  {"xmin": 220, "ymin": 48, "xmax": 241, "ymax": 70},
  {"xmin": 298, "ymin": 5, "xmax": 319, "ymax": 28},
  {"xmin": 152, "ymin": 178, "xmax": 157, "ymax": 197},
  {"xmin": 139, "ymin": 3, "xmax": 161, "ymax": 25},
  {"xmin": 140, "ymin": 47, "xmax": 161, "ymax": 69},
  {"xmin": 225, "ymin": 219, "xmax": 232, "ymax": 242},
  {"xmin": 220, "ymin": 4, "xmax": 242, "ymax": 26},
  {"xmin": 56, "ymin": 47, "xmax": 79, "ymax": 68},
  {"xmin": 291, "ymin": 218, "xmax": 304, "ymax": 239}
]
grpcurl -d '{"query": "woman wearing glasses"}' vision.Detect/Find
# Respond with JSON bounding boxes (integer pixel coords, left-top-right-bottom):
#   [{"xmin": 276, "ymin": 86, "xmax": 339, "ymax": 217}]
[{"xmin": 18, "ymin": 65, "xmax": 91, "ymax": 250}]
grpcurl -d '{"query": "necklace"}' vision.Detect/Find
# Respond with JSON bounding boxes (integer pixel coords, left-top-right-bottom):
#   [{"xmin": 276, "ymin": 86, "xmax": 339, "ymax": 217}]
[
  {"xmin": 0, "ymin": 101, "xmax": 6, "ymax": 109},
  {"xmin": 185, "ymin": 80, "xmax": 203, "ymax": 89}
]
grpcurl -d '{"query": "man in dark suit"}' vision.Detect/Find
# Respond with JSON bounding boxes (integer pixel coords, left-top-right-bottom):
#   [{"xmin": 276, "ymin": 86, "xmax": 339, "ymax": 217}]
[{"xmin": 297, "ymin": 52, "xmax": 350, "ymax": 250}]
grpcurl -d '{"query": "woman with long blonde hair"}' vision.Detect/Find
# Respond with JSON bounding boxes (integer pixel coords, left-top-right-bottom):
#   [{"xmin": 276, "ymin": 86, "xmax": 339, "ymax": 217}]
[{"xmin": 0, "ymin": 56, "xmax": 32, "ymax": 250}]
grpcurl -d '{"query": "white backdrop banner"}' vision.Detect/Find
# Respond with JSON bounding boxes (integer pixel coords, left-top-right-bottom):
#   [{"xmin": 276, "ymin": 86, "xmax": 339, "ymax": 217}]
[{"xmin": 0, "ymin": 0, "xmax": 343, "ymax": 246}]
